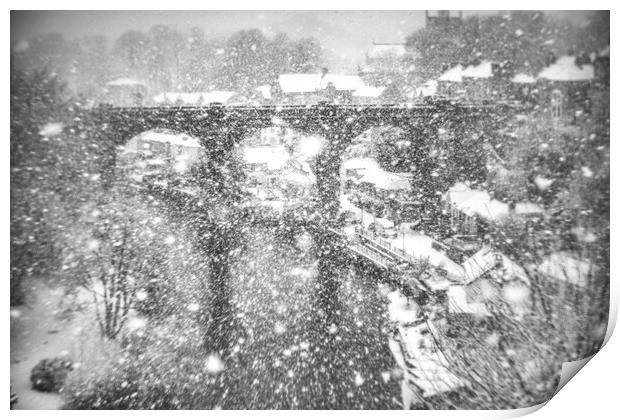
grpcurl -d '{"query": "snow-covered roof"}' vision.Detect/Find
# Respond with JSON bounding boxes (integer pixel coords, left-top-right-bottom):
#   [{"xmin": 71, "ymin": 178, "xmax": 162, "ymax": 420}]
[
  {"xmin": 386, "ymin": 290, "xmax": 419, "ymax": 324},
  {"xmin": 358, "ymin": 168, "xmax": 411, "ymax": 190},
  {"xmin": 106, "ymin": 78, "xmax": 146, "ymax": 87},
  {"xmin": 446, "ymin": 184, "xmax": 544, "ymax": 221},
  {"xmin": 511, "ymin": 73, "xmax": 537, "ymax": 84},
  {"xmin": 515, "ymin": 202, "xmax": 544, "ymax": 215},
  {"xmin": 153, "ymin": 91, "xmax": 238, "ymax": 105},
  {"xmin": 242, "ymin": 145, "xmax": 289, "ymax": 171},
  {"xmin": 136, "ymin": 131, "xmax": 202, "ymax": 148},
  {"xmin": 438, "ymin": 64, "xmax": 463, "ymax": 83},
  {"xmin": 278, "ymin": 73, "xmax": 365, "ymax": 93},
  {"xmin": 538, "ymin": 252, "xmax": 595, "ymax": 287},
  {"xmin": 462, "ymin": 246, "xmax": 497, "ymax": 283},
  {"xmin": 445, "ymin": 182, "xmax": 509, "ymax": 221},
  {"xmin": 320, "ymin": 74, "xmax": 365, "ymax": 91},
  {"xmin": 353, "ymin": 86, "xmax": 386, "ymax": 98},
  {"xmin": 462, "ymin": 61, "xmax": 493, "ymax": 79},
  {"xmin": 462, "ymin": 246, "xmax": 530, "ymax": 285},
  {"xmin": 396, "ymin": 322, "xmax": 469, "ymax": 397},
  {"xmin": 342, "ymin": 157, "xmax": 381, "ymax": 171},
  {"xmin": 279, "ymin": 74, "xmax": 321, "ymax": 93},
  {"xmin": 374, "ymin": 217, "xmax": 395, "ymax": 229},
  {"xmin": 538, "ymin": 56, "xmax": 594, "ymax": 82},
  {"xmin": 368, "ymin": 43, "xmax": 407, "ymax": 59}
]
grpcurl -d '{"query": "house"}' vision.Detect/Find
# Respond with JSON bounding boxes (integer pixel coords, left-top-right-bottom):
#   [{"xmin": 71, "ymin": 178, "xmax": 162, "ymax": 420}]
[
  {"xmin": 510, "ymin": 73, "xmax": 537, "ymax": 102},
  {"xmin": 241, "ymin": 139, "xmax": 316, "ymax": 201},
  {"xmin": 388, "ymin": 318, "xmax": 469, "ymax": 409},
  {"xmin": 461, "ymin": 61, "xmax": 507, "ymax": 101},
  {"xmin": 443, "ymin": 182, "xmax": 544, "ymax": 237},
  {"xmin": 341, "ymin": 157, "xmax": 382, "ymax": 184},
  {"xmin": 447, "ymin": 246, "xmax": 532, "ymax": 317},
  {"xmin": 537, "ymin": 56, "xmax": 595, "ymax": 120},
  {"xmin": 416, "ymin": 80, "xmax": 438, "ymax": 98},
  {"xmin": 119, "ymin": 130, "xmax": 203, "ymax": 181},
  {"xmin": 242, "ymin": 144, "xmax": 289, "ymax": 173},
  {"xmin": 343, "ymin": 157, "xmax": 408, "ymax": 192},
  {"xmin": 384, "ymin": 288, "xmax": 468, "ymax": 408},
  {"xmin": 122, "ymin": 131, "xmax": 202, "ymax": 160},
  {"xmin": 104, "ymin": 78, "xmax": 148, "ymax": 107},
  {"xmin": 443, "ymin": 182, "xmax": 509, "ymax": 236},
  {"xmin": 437, "ymin": 64, "xmax": 463, "ymax": 97},
  {"xmin": 538, "ymin": 56, "xmax": 595, "ymax": 83},
  {"xmin": 276, "ymin": 71, "xmax": 365, "ymax": 104},
  {"xmin": 437, "ymin": 60, "xmax": 511, "ymax": 100}
]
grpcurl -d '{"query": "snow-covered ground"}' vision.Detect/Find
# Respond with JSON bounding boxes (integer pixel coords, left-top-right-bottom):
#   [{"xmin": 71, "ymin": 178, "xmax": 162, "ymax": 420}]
[{"xmin": 10, "ymin": 280, "xmax": 97, "ymax": 409}]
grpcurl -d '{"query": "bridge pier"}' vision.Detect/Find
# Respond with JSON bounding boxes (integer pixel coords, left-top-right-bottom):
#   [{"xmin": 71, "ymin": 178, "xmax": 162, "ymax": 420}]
[
  {"xmin": 310, "ymin": 125, "xmax": 353, "ymax": 330},
  {"xmin": 313, "ymin": 144, "xmax": 344, "ymax": 222}
]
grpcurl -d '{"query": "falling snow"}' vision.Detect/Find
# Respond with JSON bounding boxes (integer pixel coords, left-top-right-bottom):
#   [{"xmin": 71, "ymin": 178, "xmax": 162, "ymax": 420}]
[{"xmin": 10, "ymin": 10, "xmax": 609, "ymax": 412}]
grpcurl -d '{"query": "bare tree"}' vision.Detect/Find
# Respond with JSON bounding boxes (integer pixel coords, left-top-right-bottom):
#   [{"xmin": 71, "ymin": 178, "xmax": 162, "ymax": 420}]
[{"xmin": 62, "ymin": 195, "xmax": 167, "ymax": 339}]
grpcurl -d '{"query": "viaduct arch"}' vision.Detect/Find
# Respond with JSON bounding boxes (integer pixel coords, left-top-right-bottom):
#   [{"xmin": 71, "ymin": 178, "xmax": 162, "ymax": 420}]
[{"xmin": 82, "ymin": 102, "xmax": 513, "ymax": 353}]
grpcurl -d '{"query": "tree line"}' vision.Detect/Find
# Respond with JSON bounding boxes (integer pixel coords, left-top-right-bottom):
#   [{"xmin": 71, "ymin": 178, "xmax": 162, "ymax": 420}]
[
  {"xmin": 11, "ymin": 26, "xmax": 323, "ymax": 99},
  {"xmin": 404, "ymin": 11, "xmax": 609, "ymax": 82}
]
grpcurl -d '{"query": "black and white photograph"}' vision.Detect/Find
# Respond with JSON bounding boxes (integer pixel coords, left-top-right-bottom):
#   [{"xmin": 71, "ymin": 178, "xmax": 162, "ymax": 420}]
[{"xmin": 9, "ymin": 6, "xmax": 611, "ymax": 411}]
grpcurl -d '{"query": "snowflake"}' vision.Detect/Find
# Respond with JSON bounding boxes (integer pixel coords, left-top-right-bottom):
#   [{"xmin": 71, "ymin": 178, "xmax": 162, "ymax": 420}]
[{"xmin": 205, "ymin": 354, "xmax": 225, "ymax": 375}]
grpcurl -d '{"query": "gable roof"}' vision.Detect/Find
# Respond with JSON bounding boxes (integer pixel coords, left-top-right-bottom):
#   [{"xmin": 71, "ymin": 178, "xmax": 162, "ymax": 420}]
[
  {"xmin": 538, "ymin": 56, "xmax": 594, "ymax": 81},
  {"xmin": 462, "ymin": 246, "xmax": 530, "ymax": 285},
  {"xmin": 462, "ymin": 61, "xmax": 494, "ymax": 79},
  {"xmin": 445, "ymin": 182, "xmax": 510, "ymax": 221},
  {"xmin": 438, "ymin": 64, "xmax": 463, "ymax": 82},
  {"xmin": 320, "ymin": 74, "xmax": 365, "ymax": 91},
  {"xmin": 278, "ymin": 74, "xmax": 320, "ymax": 93},
  {"xmin": 358, "ymin": 168, "xmax": 411, "ymax": 190}
]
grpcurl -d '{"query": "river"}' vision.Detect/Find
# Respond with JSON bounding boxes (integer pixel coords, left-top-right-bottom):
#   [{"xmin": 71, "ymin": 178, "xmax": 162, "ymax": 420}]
[{"xmin": 215, "ymin": 225, "xmax": 402, "ymax": 409}]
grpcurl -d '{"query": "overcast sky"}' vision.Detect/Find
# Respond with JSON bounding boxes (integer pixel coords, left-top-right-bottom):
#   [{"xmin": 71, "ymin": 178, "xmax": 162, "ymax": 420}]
[{"xmin": 11, "ymin": 10, "xmax": 593, "ymax": 70}]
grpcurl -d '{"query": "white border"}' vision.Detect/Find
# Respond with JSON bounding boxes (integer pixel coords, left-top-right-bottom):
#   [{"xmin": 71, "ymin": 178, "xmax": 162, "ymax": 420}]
[{"xmin": 5, "ymin": 1, "xmax": 617, "ymax": 419}]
